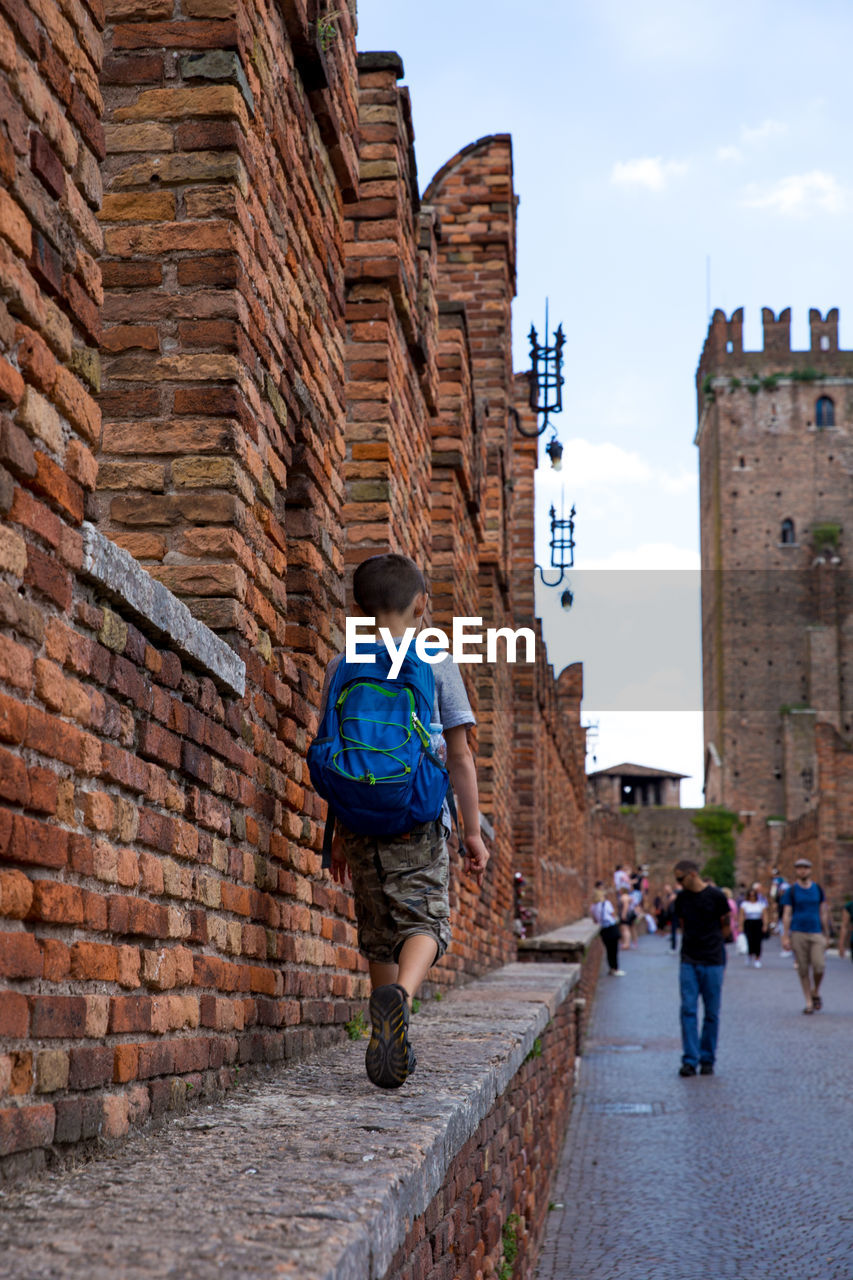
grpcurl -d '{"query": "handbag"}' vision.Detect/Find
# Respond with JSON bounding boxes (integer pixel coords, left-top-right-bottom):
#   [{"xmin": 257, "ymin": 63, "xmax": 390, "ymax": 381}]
[{"xmin": 735, "ymin": 932, "xmax": 748, "ymax": 955}]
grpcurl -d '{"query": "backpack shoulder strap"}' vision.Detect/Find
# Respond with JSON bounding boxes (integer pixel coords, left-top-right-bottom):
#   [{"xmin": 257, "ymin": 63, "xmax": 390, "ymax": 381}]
[{"xmin": 445, "ymin": 782, "xmax": 462, "ymax": 847}]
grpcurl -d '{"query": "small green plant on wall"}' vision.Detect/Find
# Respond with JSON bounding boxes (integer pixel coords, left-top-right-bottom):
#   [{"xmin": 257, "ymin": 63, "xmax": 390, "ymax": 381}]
[
  {"xmin": 691, "ymin": 806, "xmax": 742, "ymax": 889},
  {"xmin": 317, "ymin": 9, "xmax": 342, "ymax": 51},
  {"xmin": 345, "ymin": 1010, "xmax": 368, "ymax": 1040},
  {"xmin": 498, "ymin": 1214, "xmax": 521, "ymax": 1280},
  {"xmin": 811, "ymin": 522, "xmax": 841, "ymax": 552}
]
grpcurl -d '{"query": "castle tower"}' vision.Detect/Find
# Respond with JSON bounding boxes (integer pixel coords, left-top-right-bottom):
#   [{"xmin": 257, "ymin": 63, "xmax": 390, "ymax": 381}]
[{"xmin": 696, "ymin": 308, "xmax": 853, "ymax": 879}]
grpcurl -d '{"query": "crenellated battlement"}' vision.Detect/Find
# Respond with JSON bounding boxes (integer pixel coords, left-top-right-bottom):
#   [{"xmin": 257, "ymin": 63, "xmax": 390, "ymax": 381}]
[{"xmin": 697, "ymin": 307, "xmax": 850, "ymax": 392}]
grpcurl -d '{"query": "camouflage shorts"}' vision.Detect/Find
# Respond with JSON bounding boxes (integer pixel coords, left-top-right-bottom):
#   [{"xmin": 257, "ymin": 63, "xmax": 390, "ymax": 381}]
[{"xmin": 340, "ymin": 819, "xmax": 451, "ymax": 964}]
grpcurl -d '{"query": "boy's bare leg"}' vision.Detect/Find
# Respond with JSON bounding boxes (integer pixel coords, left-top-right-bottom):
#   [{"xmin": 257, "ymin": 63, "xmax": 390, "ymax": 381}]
[
  {"xmin": 396, "ymin": 934, "xmax": 438, "ymax": 1004},
  {"xmin": 369, "ymin": 935, "xmax": 438, "ymax": 1007},
  {"xmin": 369, "ymin": 961, "xmax": 399, "ymax": 990}
]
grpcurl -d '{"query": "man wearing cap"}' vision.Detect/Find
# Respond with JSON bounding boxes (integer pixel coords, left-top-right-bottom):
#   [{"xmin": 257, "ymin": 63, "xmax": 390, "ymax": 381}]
[{"xmin": 781, "ymin": 858, "xmax": 832, "ymax": 1013}]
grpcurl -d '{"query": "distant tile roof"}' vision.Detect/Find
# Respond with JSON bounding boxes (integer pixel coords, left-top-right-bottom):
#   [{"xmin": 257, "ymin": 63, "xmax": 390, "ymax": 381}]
[{"xmin": 588, "ymin": 762, "xmax": 688, "ymax": 780}]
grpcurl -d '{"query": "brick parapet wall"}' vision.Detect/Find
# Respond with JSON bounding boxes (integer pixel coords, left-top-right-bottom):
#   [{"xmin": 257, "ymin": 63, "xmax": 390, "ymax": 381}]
[
  {"xmin": 1, "ymin": 7, "xmax": 618, "ymax": 1176},
  {"xmin": 425, "ymin": 139, "xmax": 519, "ymax": 959},
  {"xmin": 95, "ymin": 0, "xmax": 355, "ymax": 674},
  {"xmin": 343, "ymin": 54, "xmax": 437, "ymax": 569},
  {"xmin": 0, "ymin": 523, "xmax": 373, "ymax": 1172},
  {"xmin": 0, "ymin": 946, "xmax": 604, "ymax": 1276},
  {"xmin": 93, "ymin": 0, "xmax": 359, "ymax": 1006},
  {"xmin": 383, "ymin": 944, "xmax": 602, "ymax": 1280},
  {"xmin": 696, "ymin": 307, "xmax": 853, "ymax": 408}
]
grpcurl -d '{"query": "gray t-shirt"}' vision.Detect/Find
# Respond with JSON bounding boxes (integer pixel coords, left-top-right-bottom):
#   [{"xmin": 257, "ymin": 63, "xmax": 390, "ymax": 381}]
[{"xmin": 319, "ymin": 645, "xmax": 475, "ymax": 834}]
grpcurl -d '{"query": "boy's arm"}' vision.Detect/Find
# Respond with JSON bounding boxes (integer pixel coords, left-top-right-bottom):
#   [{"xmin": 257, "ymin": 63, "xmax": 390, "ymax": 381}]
[
  {"xmin": 444, "ymin": 724, "xmax": 489, "ymax": 887},
  {"xmin": 330, "ymin": 830, "xmax": 350, "ymax": 885}
]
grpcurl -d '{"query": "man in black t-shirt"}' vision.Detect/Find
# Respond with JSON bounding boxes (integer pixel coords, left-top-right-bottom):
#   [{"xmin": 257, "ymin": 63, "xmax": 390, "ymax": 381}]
[{"xmin": 673, "ymin": 859, "xmax": 732, "ymax": 1077}]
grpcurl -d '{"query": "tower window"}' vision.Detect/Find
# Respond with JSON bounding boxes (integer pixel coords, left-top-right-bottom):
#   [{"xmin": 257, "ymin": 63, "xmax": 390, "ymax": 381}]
[
  {"xmin": 816, "ymin": 395, "xmax": 835, "ymax": 427},
  {"xmin": 780, "ymin": 518, "xmax": 796, "ymax": 544},
  {"xmin": 820, "ymin": 335, "xmax": 830, "ymax": 351}
]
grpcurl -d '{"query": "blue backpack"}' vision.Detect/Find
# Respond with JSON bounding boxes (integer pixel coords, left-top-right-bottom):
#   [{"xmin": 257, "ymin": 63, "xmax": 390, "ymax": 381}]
[{"xmin": 308, "ymin": 643, "xmax": 450, "ymax": 865}]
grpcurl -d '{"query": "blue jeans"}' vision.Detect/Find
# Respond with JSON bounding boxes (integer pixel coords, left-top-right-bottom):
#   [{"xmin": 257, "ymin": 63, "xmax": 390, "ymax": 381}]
[{"xmin": 679, "ymin": 960, "xmax": 724, "ymax": 1067}]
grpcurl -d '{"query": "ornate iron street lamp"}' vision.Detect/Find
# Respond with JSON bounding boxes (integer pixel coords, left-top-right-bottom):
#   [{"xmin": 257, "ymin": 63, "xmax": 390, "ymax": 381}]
[
  {"xmin": 514, "ymin": 302, "xmax": 566, "ymax": 462},
  {"xmin": 511, "ymin": 303, "xmax": 576, "ymax": 607},
  {"xmin": 535, "ymin": 498, "xmax": 575, "ymax": 608}
]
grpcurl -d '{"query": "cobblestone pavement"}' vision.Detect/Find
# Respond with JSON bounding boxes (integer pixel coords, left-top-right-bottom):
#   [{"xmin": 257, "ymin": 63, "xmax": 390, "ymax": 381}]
[{"xmin": 537, "ymin": 935, "xmax": 853, "ymax": 1280}]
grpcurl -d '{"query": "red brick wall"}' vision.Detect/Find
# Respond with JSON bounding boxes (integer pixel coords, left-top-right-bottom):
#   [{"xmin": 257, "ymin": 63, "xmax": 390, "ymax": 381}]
[
  {"xmin": 697, "ymin": 306, "xmax": 853, "ymax": 884},
  {"xmin": 424, "ymin": 136, "xmax": 520, "ymax": 963},
  {"xmin": 344, "ymin": 53, "xmax": 434, "ymax": 569},
  {"xmin": 1, "ymin": 7, "xmax": 620, "ymax": 1175},
  {"xmin": 0, "ymin": 0, "xmax": 105, "ymax": 1166},
  {"xmin": 780, "ymin": 722, "xmax": 853, "ymax": 914}
]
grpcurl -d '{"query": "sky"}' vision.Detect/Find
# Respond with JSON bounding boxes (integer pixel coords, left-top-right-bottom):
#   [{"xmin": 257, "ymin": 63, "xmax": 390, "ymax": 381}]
[{"xmin": 356, "ymin": 0, "xmax": 853, "ymax": 807}]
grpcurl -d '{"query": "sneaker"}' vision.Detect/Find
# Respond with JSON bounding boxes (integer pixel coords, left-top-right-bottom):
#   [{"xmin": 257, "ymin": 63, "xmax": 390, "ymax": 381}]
[
  {"xmin": 699, "ymin": 1062, "xmax": 714, "ymax": 1075},
  {"xmin": 679, "ymin": 1064, "xmax": 697, "ymax": 1077},
  {"xmin": 609, "ymin": 968, "xmax": 626, "ymax": 976},
  {"xmin": 365, "ymin": 984, "xmax": 413, "ymax": 1089},
  {"xmin": 754, "ymin": 960, "xmax": 761, "ymax": 969}
]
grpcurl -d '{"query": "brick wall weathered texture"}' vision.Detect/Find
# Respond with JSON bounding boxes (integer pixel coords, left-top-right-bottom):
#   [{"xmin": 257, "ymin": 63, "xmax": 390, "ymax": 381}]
[
  {"xmin": 619, "ymin": 807, "xmax": 707, "ymax": 902},
  {"xmin": 343, "ymin": 53, "xmax": 434, "ymax": 569},
  {"xmin": 697, "ymin": 307, "xmax": 853, "ymax": 890},
  {"xmin": 424, "ymin": 136, "xmax": 521, "ymax": 961},
  {"xmin": 1, "ymin": 8, "xmax": 622, "ymax": 1179},
  {"xmin": 780, "ymin": 722, "xmax": 853, "ymax": 918},
  {"xmin": 0, "ymin": 0, "xmax": 110, "ymax": 1172},
  {"xmin": 381, "ymin": 942, "xmax": 602, "ymax": 1280}
]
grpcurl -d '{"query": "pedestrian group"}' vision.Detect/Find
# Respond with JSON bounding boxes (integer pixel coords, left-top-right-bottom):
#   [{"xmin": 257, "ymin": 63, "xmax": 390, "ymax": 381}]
[{"xmin": 589, "ymin": 855, "xmax": 845, "ymax": 1077}]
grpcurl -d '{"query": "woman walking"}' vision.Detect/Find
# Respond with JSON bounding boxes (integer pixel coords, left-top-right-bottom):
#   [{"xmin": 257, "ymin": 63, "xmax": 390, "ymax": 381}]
[
  {"xmin": 618, "ymin": 885, "xmax": 636, "ymax": 950},
  {"xmin": 591, "ymin": 883, "xmax": 625, "ymax": 976},
  {"xmin": 738, "ymin": 887, "xmax": 768, "ymax": 967}
]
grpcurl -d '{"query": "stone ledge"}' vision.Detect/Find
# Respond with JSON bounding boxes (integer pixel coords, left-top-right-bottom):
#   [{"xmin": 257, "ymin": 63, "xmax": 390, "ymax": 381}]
[
  {"xmin": 80, "ymin": 523, "xmax": 246, "ymax": 698},
  {"xmin": 517, "ymin": 919, "xmax": 600, "ymax": 963},
  {"xmin": 0, "ymin": 960, "xmax": 581, "ymax": 1280},
  {"xmin": 357, "ymin": 51, "xmax": 405, "ymax": 79}
]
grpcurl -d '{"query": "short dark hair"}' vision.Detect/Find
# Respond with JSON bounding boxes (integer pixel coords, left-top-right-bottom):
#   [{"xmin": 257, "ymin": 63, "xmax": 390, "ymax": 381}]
[
  {"xmin": 674, "ymin": 859, "xmax": 699, "ymax": 876},
  {"xmin": 352, "ymin": 553, "xmax": 426, "ymax": 615}
]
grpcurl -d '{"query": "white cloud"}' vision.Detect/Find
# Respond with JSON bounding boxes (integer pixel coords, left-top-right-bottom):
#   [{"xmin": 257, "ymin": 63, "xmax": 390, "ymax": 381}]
[
  {"xmin": 573, "ymin": 543, "xmax": 700, "ymax": 571},
  {"xmin": 716, "ymin": 144, "xmax": 743, "ymax": 164},
  {"xmin": 659, "ymin": 470, "xmax": 696, "ymax": 496},
  {"xmin": 740, "ymin": 117, "xmax": 787, "ymax": 145},
  {"xmin": 742, "ymin": 170, "xmax": 846, "ymax": 216},
  {"xmin": 717, "ymin": 118, "xmax": 787, "ymax": 166},
  {"xmin": 539, "ymin": 438, "xmax": 695, "ymax": 497},
  {"xmin": 610, "ymin": 156, "xmax": 688, "ymax": 191}
]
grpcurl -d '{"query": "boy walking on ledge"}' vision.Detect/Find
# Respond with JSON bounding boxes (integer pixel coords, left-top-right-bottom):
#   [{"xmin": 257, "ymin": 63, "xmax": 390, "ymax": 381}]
[{"xmin": 310, "ymin": 553, "xmax": 489, "ymax": 1089}]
